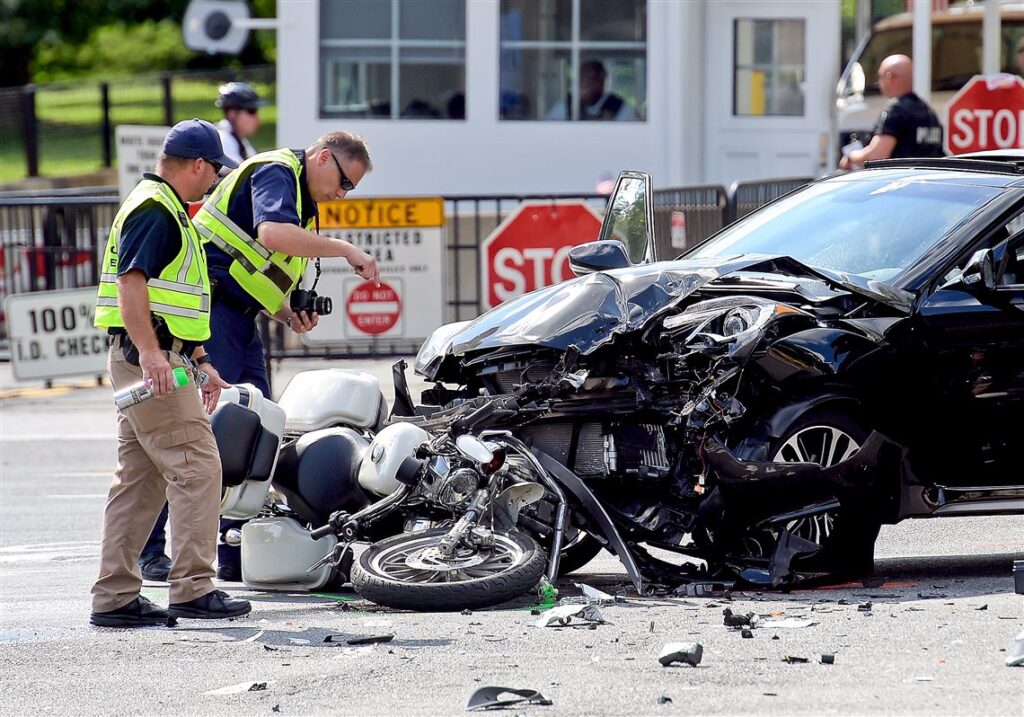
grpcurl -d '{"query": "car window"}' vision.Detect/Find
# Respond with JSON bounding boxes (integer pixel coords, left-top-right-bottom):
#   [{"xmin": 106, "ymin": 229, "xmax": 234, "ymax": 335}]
[
  {"xmin": 939, "ymin": 209, "xmax": 1024, "ymax": 287},
  {"xmin": 688, "ymin": 176, "xmax": 1000, "ymax": 282}
]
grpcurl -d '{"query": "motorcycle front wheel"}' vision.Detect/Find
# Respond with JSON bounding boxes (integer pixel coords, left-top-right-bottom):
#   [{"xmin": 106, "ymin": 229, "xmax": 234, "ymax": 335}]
[{"xmin": 350, "ymin": 528, "xmax": 547, "ymax": 611}]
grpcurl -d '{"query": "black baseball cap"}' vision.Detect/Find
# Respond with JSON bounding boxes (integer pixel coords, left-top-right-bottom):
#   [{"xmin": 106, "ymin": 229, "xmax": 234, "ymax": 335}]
[{"xmin": 162, "ymin": 118, "xmax": 238, "ymax": 169}]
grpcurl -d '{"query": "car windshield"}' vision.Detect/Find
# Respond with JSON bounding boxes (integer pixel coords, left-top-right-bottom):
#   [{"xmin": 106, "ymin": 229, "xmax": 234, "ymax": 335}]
[{"xmin": 687, "ymin": 175, "xmax": 1000, "ymax": 282}]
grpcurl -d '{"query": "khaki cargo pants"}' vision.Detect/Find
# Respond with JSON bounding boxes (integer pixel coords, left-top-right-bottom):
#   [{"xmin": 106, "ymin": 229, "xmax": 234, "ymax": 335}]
[{"xmin": 91, "ymin": 346, "xmax": 221, "ymax": 612}]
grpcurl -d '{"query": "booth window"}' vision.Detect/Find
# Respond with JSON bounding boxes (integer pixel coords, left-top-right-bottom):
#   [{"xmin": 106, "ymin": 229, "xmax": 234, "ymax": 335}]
[
  {"xmin": 320, "ymin": 0, "xmax": 466, "ymax": 119},
  {"xmin": 733, "ymin": 18, "xmax": 805, "ymax": 117},
  {"xmin": 499, "ymin": 0, "xmax": 647, "ymax": 121}
]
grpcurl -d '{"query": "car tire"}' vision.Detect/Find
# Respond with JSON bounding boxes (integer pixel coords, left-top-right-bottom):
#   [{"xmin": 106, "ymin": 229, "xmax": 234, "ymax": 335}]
[{"xmin": 768, "ymin": 407, "xmax": 881, "ymax": 577}]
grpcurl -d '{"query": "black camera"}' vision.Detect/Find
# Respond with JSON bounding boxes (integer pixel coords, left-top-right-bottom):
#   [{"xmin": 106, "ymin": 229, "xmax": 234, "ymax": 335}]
[{"xmin": 290, "ymin": 289, "xmax": 332, "ymax": 316}]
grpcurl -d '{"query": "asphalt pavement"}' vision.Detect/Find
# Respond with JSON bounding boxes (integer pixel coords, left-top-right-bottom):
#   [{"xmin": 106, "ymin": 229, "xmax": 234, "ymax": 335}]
[{"xmin": 1, "ymin": 357, "xmax": 1022, "ymax": 716}]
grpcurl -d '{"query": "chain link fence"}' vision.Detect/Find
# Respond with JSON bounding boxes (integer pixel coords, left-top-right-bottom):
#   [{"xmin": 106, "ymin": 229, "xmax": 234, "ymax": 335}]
[{"xmin": 0, "ymin": 66, "xmax": 275, "ymax": 185}]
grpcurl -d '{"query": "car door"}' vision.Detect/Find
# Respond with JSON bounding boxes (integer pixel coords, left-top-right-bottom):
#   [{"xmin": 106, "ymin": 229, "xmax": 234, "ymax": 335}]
[
  {"xmin": 916, "ymin": 228, "xmax": 1024, "ymax": 488},
  {"xmin": 598, "ymin": 171, "xmax": 657, "ymax": 264}
]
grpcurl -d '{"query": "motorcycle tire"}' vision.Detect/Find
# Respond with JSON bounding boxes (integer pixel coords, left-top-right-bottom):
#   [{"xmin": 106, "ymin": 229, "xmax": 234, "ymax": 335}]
[{"xmin": 351, "ymin": 528, "xmax": 547, "ymax": 611}]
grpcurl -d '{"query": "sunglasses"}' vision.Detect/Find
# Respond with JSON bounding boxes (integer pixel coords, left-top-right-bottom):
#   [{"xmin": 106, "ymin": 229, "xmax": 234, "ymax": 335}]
[
  {"xmin": 204, "ymin": 158, "xmax": 224, "ymax": 173},
  {"xmin": 242, "ymin": 107, "xmax": 259, "ymax": 115},
  {"xmin": 329, "ymin": 152, "xmax": 355, "ymax": 191}
]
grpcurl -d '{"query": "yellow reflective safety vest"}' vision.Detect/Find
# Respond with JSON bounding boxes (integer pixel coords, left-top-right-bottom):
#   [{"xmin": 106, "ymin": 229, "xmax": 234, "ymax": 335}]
[
  {"xmin": 95, "ymin": 178, "xmax": 211, "ymax": 341},
  {"xmin": 192, "ymin": 148, "xmax": 313, "ymax": 314}
]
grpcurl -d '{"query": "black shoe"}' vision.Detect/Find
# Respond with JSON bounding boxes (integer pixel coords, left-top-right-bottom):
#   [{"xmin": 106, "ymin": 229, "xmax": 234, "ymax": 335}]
[
  {"xmin": 216, "ymin": 563, "xmax": 242, "ymax": 582},
  {"xmin": 91, "ymin": 596, "xmax": 172, "ymax": 628},
  {"xmin": 168, "ymin": 589, "xmax": 251, "ymax": 620},
  {"xmin": 139, "ymin": 553, "xmax": 172, "ymax": 582}
]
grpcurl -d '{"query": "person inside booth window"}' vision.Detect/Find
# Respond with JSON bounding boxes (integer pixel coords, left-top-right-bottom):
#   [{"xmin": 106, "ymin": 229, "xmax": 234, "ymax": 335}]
[{"xmin": 546, "ymin": 60, "xmax": 639, "ymax": 122}]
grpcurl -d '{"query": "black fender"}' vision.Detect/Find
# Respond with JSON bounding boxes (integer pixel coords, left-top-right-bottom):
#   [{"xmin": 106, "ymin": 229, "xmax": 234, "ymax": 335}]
[
  {"xmin": 756, "ymin": 327, "xmax": 882, "ymax": 385},
  {"xmin": 534, "ymin": 449, "xmax": 645, "ymax": 594},
  {"xmin": 730, "ymin": 392, "xmax": 862, "ymax": 462}
]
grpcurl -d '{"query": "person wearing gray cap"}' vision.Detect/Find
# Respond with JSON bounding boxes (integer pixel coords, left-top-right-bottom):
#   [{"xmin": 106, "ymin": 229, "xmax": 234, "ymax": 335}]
[
  {"xmin": 90, "ymin": 118, "xmax": 251, "ymax": 627},
  {"xmin": 215, "ymin": 81, "xmax": 265, "ymax": 166}
]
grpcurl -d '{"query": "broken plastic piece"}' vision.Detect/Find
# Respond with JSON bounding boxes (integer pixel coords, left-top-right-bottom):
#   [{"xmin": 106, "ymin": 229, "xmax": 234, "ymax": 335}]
[
  {"xmin": 346, "ymin": 634, "xmax": 395, "ymax": 646},
  {"xmin": 821, "ymin": 653, "xmax": 835, "ymax": 664},
  {"xmin": 722, "ymin": 608, "xmax": 755, "ymax": 628},
  {"xmin": 535, "ymin": 604, "xmax": 604, "ymax": 627},
  {"xmin": 1006, "ymin": 630, "xmax": 1024, "ymax": 667},
  {"xmin": 741, "ymin": 629, "xmax": 753, "ymax": 639},
  {"xmin": 858, "ymin": 602, "xmax": 872, "ymax": 612},
  {"xmin": 674, "ymin": 582, "xmax": 731, "ymax": 598},
  {"xmin": 574, "ymin": 582, "xmax": 615, "ymax": 604},
  {"xmin": 658, "ymin": 642, "xmax": 703, "ymax": 667},
  {"xmin": 782, "ymin": 655, "xmax": 809, "ymax": 664},
  {"xmin": 466, "ymin": 686, "xmax": 552, "ymax": 711},
  {"xmin": 758, "ymin": 618, "xmax": 817, "ymax": 629},
  {"xmin": 206, "ymin": 681, "xmax": 276, "ymax": 695},
  {"xmin": 657, "ymin": 696, "xmax": 673, "ymax": 704}
]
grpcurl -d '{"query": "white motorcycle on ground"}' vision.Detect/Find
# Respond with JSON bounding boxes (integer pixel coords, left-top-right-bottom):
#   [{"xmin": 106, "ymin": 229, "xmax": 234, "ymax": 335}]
[{"xmin": 212, "ymin": 367, "xmax": 598, "ymax": 604}]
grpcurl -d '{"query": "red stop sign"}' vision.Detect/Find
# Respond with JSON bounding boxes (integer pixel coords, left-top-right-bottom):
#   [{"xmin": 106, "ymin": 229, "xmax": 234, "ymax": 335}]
[
  {"xmin": 945, "ymin": 75, "xmax": 1024, "ymax": 155},
  {"xmin": 346, "ymin": 280, "xmax": 401, "ymax": 335},
  {"xmin": 480, "ymin": 201, "xmax": 603, "ymax": 309}
]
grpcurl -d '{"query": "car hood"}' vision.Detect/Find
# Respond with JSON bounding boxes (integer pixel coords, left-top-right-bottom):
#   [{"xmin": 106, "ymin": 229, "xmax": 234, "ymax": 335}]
[{"xmin": 442, "ymin": 254, "xmax": 910, "ymax": 362}]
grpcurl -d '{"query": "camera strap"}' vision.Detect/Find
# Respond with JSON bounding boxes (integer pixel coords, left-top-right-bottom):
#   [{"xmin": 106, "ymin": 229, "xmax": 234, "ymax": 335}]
[{"xmin": 310, "ymin": 213, "xmax": 322, "ymax": 293}]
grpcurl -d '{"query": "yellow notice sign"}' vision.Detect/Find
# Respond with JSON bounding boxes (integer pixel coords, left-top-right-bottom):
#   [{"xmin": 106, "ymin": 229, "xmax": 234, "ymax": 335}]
[{"xmin": 318, "ymin": 197, "xmax": 445, "ymax": 229}]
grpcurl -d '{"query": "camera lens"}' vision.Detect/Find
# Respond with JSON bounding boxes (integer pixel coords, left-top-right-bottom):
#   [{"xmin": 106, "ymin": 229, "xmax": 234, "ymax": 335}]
[{"xmin": 314, "ymin": 295, "xmax": 333, "ymax": 316}]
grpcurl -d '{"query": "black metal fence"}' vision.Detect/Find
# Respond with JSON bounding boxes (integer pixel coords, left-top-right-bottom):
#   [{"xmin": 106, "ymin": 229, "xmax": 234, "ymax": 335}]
[
  {"xmin": 1, "ymin": 66, "xmax": 275, "ymax": 184},
  {"xmin": 0, "ymin": 178, "xmax": 811, "ymax": 353}
]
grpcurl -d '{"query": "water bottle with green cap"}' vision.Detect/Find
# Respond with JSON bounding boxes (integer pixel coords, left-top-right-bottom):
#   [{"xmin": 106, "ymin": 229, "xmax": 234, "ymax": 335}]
[{"xmin": 114, "ymin": 366, "xmax": 191, "ymax": 411}]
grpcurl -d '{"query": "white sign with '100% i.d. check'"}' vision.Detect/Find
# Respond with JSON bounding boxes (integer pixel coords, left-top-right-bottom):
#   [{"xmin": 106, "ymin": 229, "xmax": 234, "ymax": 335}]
[{"xmin": 5, "ymin": 287, "xmax": 110, "ymax": 381}]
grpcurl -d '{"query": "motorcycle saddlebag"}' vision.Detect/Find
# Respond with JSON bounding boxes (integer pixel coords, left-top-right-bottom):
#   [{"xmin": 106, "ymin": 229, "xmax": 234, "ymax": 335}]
[
  {"xmin": 277, "ymin": 369, "xmax": 387, "ymax": 433},
  {"xmin": 212, "ymin": 384, "xmax": 286, "ymax": 520},
  {"xmin": 241, "ymin": 516, "xmax": 338, "ymax": 591}
]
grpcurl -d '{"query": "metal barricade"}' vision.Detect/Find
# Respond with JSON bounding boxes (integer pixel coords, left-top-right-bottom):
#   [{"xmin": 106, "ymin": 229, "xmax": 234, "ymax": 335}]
[
  {"xmin": 728, "ymin": 177, "xmax": 813, "ymax": 223},
  {"xmin": 0, "ymin": 195, "xmax": 118, "ymax": 340},
  {"xmin": 652, "ymin": 185, "xmax": 729, "ymax": 257}
]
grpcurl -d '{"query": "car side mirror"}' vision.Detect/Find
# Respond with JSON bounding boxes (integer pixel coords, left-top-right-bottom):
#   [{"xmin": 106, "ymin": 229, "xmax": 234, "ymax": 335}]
[
  {"xmin": 568, "ymin": 240, "xmax": 631, "ymax": 276},
  {"xmin": 961, "ymin": 248, "xmax": 997, "ymax": 292}
]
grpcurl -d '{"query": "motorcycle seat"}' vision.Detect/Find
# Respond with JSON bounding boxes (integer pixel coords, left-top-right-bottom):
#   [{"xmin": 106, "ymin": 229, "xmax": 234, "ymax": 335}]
[{"xmin": 273, "ymin": 427, "xmax": 371, "ymax": 527}]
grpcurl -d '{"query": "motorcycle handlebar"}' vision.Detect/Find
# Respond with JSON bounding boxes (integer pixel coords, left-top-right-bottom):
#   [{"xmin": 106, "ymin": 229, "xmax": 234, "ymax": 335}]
[{"xmin": 310, "ymin": 523, "xmax": 335, "ymax": 540}]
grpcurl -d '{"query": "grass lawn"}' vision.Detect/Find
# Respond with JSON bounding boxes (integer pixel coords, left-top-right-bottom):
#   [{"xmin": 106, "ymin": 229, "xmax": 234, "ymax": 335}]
[{"xmin": 1, "ymin": 73, "xmax": 277, "ymax": 185}]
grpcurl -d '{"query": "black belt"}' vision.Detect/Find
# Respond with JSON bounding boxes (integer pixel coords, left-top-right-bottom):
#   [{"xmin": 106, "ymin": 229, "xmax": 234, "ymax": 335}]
[
  {"xmin": 109, "ymin": 330, "xmax": 197, "ymax": 357},
  {"xmin": 213, "ymin": 285, "xmax": 260, "ymax": 319}
]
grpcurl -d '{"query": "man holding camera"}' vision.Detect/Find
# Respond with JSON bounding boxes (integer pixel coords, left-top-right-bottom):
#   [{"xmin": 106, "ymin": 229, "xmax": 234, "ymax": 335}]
[{"xmin": 192, "ymin": 131, "xmax": 378, "ymax": 579}]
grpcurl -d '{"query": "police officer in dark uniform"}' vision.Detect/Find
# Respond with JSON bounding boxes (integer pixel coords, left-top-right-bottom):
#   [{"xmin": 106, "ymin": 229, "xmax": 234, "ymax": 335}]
[{"xmin": 840, "ymin": 54, "xmax": 943, "ymax": 169}]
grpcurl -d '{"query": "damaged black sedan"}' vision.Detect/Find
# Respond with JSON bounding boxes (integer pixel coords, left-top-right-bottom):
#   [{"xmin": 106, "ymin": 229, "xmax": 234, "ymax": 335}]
[{"xmin": 378, "ymin": 158, "xmax": 1024, "ymax": 601}]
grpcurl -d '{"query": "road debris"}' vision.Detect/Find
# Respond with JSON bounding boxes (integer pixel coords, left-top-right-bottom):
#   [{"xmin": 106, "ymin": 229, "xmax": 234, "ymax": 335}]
[
  {"xmin": 345, "ymin": 634, "xmax": 395, "ymax": 646},
  {"xmin": 657, "ymin": 696, "xmax": 673, "ymax": 704},
  {"xmin": 535, "ymin": 604, "xmax": 605, "ymax": 628},
  {"xmin": 782, "ymin": 655, "xmax": 809, "ymax": 664},
  {"xmin": 205, "ymin": 681, "xmax": 276, "ymax": 696},
  {"xmin": 722, "ymin": 608, "xmax": 755, "ymax": 628},
  {"xmin": 673, "ymin": 582, "xmax": 732, "ymax": 598},
  {"xmin": 466, "ymin": 686, "xmax": 552, "ymax": 711},
  {"xmin": 1006, "ymin": 630, "xmax": 1024, "ymax": 667},
  {"xmin": 574, "ymin": 582, "xmax": 617, "ymax": 604},
  {"xmin": 659, "ymin": 642, "xmax": 703, "ymax": 667},
  {"xmin": 857, "ymin": 602, "xmax": 872, "ymax": 612},
  {"xmin": 758, "ymin": 618, "xmax": 817, "ymax": 629},
  {"xmin": 741, "ymin": 629, "xmax": 754, "ymax": 639},
  {"xmin": 821, "ymin": 654, "xmax": 835, "ymax": 665},
  {"xmin": 287, "ymin": 638, "xmax": 310, "ymax": 645}
]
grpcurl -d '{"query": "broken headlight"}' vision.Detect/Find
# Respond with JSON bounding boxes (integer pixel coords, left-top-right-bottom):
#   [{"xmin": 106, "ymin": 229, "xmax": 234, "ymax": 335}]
[{"xmin": 664, "ymin": 296, "xmax": 809, "ymax": 349}]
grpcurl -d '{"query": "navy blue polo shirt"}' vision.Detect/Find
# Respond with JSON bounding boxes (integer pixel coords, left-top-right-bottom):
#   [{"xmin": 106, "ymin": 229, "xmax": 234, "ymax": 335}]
[
  {"xmin": 116, "ymin": 173, "xmax": 185, "ymax": 280},
  {"xmin": 206, "ymin": 150, "xmax": 318, "ymax": 312}
]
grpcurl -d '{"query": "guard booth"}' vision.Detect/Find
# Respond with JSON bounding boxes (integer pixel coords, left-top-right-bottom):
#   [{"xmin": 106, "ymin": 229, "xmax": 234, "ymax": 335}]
[{"xmin": 275, "ymin": 0, "xmax": 841, "ymax": 195}]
